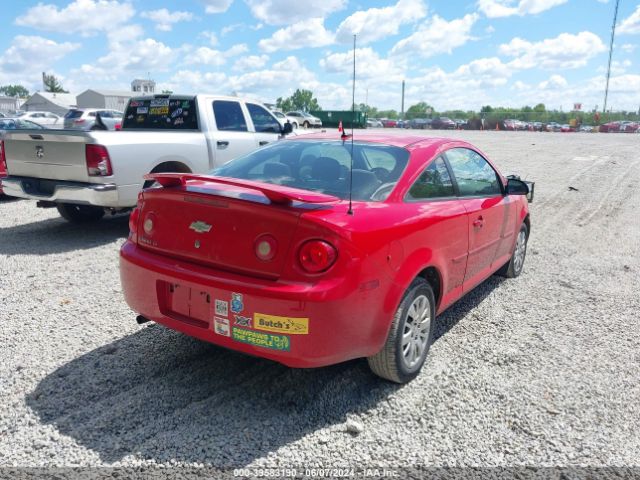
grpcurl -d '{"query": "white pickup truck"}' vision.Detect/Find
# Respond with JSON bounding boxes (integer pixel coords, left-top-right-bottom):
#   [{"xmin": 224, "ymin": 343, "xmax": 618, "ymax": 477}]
[{"xmin": 1, "ymin": 94, "xmax": 293, "ymax": 222}]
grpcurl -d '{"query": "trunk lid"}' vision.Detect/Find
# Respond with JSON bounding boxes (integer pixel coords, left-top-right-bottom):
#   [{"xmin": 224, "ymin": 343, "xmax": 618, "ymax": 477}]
[
  {"xmin": 4, "ymin": 130, "xmax": 91, "ymax": 182},
  {"xmin": 137, "ymin": 181, "xmax": 314, "ymax": 279}
]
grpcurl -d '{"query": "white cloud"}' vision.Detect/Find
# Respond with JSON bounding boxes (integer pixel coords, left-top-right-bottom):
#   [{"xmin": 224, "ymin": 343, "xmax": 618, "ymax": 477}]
[
  {"xmin": 141, "ymin": 8, "xmax": 193, "ymax": 31},
  {"xmin": 199, "ymin": 31, "xmax": 219, "ymax": 46},
  {"xmin": 499, "ymin": 31, "xmax": 606, "ymax": 69},
  {"xmin": 538, "ymin": 74, "xmax": 568, "ymax": 90},
  {"xmin": 202, "ymin": 0, "xmax": 233, "ymax": 14},
  {"xmin": 225, "ymin": 43, "xmax": 249, "ymax": 57},
  {"xmin": 258, "ymin": 18, "xmax": 335, "ymax": 52},
  {"xmin": 390, "ymin": 13, "xmax": 478, "ymax": 58},
  {"xmin": 15, "ymin": 0, "xmax": 135, "ymax": 36},
  {"xmin": 335, "ymin": 0, "xmax": 427, "ymax": 44},
  {"xmin": 246, "ymin": 0, "xmax": 346, "ymax": 25},
  {"xmin": 0, "ymin": 36, "xmax": 80, "ymax": 88},
  {"xmin": 320, "ymin": 48, "xmax": 402, "ymax": 81},
  {"xmin": 597, "ymin": 59, "xmax": 632, "ymax": 75},
  {"xmin": 618, "ymin": 5, "xmax": 640, "ymax": 35},
  {"xmin": 477, "ymin": 0, "xmax": 568, "ymax": 18},
  {"xmin": 621, "ymin": 43, "xmax": 637, "ymax": 53},
  {"xmin": 233, "ymin": 55, "xmax": 269, "ymax": 72},
  {"xmin": 187, "ymin": 47, "xmax": 227, "ymax": 67}
]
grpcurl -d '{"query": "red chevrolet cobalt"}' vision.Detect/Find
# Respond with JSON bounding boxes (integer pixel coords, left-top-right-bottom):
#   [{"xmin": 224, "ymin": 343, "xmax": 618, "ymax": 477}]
[{"xmin": 120, "ymin": 133, "xmax": 531, "ymax": 383}]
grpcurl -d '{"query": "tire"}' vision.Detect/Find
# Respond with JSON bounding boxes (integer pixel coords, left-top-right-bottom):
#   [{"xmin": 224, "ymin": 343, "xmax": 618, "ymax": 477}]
[
  {"xmin": 496, "ymin": 222, "xmax": 528, "ymax": 278},
  {"xmin": 368, "ymin": 278, "xmax": 435, "ymax": 383},
  {"xmin": 292, "ymin": 122, "xmax": 298, "ymax": 129},
  {"xmin": 56, "ymin": 203, "xmax": 105, "ymax": 223},
  {"xmin": 303, "ymin": 121, "xmax": 310, "ymax": 128}
]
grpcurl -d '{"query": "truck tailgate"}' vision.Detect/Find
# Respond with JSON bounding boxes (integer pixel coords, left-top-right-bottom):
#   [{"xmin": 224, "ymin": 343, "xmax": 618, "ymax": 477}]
[{"xmin": 4, "ymin": 130, "xmax": 91, "ymax": 182}]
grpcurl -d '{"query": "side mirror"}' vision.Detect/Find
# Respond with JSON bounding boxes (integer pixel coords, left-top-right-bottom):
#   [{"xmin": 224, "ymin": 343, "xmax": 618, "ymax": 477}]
[
  {"xmin": 282, "ymin": 122, "xmax": 293, "ymax": 135},
  {"xmin": 506, "ymin": 177, "xmax": 534, "ymax": 203}
]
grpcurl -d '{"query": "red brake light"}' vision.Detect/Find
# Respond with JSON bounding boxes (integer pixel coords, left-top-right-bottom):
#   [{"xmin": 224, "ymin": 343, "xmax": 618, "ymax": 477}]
[
  {"xmin": 129, "ymin": 207, "xmax": 140, "ymax": 241},
  {"xmin": 255, "ymin": 234, "xmax": 278, "ymax": 261},
  {"xmin": 0, "ymin": 140, "xmax": 7, "ymax": 177},
  {"xmin": 299, "ymin": 240, "xmax": 337, "ymax": 273},
  {"xmin": 115, "ymin": 123, "xmax": 122, "ymax": 131},
  {"xmin": 74, "ymin": 119, "xmax": 85, "ymax": 124},
  {"xmin": 85, "ymin": 144, "xmax": 112, "ymax": 176}
]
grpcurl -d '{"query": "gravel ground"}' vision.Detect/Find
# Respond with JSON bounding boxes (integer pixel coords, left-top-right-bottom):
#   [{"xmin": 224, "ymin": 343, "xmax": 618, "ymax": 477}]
[{"xmin": 1, "ymin": 131, "xmax": 639, "ymax": 474}]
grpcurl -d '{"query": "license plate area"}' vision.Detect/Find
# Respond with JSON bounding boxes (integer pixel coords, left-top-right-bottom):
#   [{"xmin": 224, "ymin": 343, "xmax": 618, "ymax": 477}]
[{"xmin": 157, "ymin": 281, "xmax": 211, "ymax": 328}]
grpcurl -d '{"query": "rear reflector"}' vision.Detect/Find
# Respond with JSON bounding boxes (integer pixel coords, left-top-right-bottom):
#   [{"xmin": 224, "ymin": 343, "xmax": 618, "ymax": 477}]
[
  {"xmin": 86, "ymin": 144, "xmax": 113, "ymax": 176},
  {"xmin": 129, "ymin": 207, "xmax": 140, "ymax": 242}
]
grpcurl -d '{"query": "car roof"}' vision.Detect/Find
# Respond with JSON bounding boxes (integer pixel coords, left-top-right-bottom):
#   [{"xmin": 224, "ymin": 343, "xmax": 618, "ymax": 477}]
[{"xmin": 284, "ymin": 131, "xmax": 463, "ymax": 150}]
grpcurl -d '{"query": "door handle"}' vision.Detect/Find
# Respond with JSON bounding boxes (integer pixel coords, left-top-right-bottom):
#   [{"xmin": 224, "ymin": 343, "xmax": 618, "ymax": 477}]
[
  {"xmin": 473, "ymin": 216, "xmax": 484, "ymax": 228},
  {"xmin": 216, "ymin": 141, "xmax": 229, "ymax": 148},
  {"xmin": 259, "ymin": 141, "xmax": 269, "ymax": 146}
]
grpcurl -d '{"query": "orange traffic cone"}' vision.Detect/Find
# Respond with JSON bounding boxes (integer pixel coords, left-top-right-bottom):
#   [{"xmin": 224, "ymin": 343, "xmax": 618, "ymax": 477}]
[{"xmin": 338, "ymin": 120, "xmax": 343, "ymax": 133}]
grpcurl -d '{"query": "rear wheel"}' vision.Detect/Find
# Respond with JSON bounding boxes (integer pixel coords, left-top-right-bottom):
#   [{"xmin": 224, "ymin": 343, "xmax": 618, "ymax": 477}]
[
  {"xmin": 368, "ymin": 278, "xmax": 435, "ymax": 383},
  {"xmin": 496, "ymin": 222, "xmax": 528, "ymax": 278},
  {"xmin": 56, "ymin": 203, "xmax": 105, "ymax": 223},
  {"xmin": 303, "ymin": 121, "xmax": 310, "ymax": 128}
]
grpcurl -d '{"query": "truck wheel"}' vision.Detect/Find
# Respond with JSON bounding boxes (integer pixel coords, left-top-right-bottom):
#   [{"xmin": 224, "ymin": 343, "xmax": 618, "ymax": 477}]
[
  {"xmin": 56, "ymin": 203, "xmax": 105, "ymax": 223},
  {"xmin": 367, "ymin": 278, "xmax": 435, "ymax": 383},
  {"xmin": 495, "ymin": 223, "xmax": 528, "ymax": 278}
]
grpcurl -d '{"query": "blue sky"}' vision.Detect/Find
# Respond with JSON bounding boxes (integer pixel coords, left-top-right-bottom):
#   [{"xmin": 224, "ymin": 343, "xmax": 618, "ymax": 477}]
[{"xmin": 1, "ymin": 0, "xmax": 639, "ymax": 112}]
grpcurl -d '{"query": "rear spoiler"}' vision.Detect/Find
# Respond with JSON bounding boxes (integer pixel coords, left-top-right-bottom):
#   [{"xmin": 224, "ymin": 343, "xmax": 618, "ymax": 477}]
[{"xmin": 145, "ymin": 173, "xmax": 340, "ymax": 205}]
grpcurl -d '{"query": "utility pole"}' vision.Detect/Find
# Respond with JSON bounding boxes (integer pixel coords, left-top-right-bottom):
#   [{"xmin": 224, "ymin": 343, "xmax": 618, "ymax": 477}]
[
  {"xmin": 603, "ymin": 0, "xmax": 620, "ymax": 122},
  {"xmin": 401, "ymin": 80, "xmax": 405, "ymax": 120}
]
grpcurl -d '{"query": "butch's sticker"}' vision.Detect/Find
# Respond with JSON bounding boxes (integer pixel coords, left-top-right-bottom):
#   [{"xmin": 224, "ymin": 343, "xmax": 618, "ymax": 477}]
[
  {"xmin": 214, "ymin": 317, "xmax": 230, "ymax": 337},
  {"xmin": 232, "ymin": 327, "xmax": 290, "ymax": 351},
  {"xmin": 253, "ymin": 313, "xmax": 309, "ymax": 335},
  {"xmin": 149, "ymin": 106, "xmax": 169, "ymax": 115}
]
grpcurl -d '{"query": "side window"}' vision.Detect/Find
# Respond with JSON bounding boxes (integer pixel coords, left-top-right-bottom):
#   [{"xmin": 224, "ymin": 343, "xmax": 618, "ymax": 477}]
[
  {"xmin": 407, "ymin": 156, "xmax": 455, "ymax": 200},
  {"xmin": 247, "ymin": 103, "xmax": 280, "ymax": 133},
  {"xmin": 213, "ymin": 100, "xmax": 247, "ymax": 132},
  {"xmin": 445, "ymin": 148, "xmax": 502, "ymax": 196}
]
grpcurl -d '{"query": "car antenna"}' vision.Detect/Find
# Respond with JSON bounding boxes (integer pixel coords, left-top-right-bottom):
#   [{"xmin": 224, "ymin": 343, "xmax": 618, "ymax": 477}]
[{"xmin": 347, "ymin": 34, "xmax": 356, "ymax": 215}]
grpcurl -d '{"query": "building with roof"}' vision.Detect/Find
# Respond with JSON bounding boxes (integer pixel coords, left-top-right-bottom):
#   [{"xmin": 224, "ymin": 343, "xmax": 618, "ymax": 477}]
[
  {"xmin": 131, "ymin": 79, "xmax": 156, "ymax": 95},
  {"xmin": 76, "ymin": 89, "xmax": 132, "ymax": 111},
  {"xmin": 0, "ymin": 96, "xmax": 23, "ymax": 115},
  {"xmin": 21, "ymin": 92, "xmax": 76, "ymax": 116}
]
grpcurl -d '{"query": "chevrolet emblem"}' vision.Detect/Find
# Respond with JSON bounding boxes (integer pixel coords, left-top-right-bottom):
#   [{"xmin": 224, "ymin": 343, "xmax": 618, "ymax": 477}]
[{"xmin": 189, "ymin": 221, "xmax": 212, "ymax": 233}]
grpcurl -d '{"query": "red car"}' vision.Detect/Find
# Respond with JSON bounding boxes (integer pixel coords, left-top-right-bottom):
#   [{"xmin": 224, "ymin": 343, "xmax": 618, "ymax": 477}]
[
  {"xmin": 120, "ymin": 134, "xmax": 532, "ymax": 383},
  {"xmin": 381, "ymin": 119, "xmax": 397, "ymax": 128}
]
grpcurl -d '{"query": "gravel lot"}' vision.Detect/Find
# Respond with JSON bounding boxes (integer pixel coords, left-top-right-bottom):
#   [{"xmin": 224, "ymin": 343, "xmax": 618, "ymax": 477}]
[{"xmin": 1, "ymin": 131, "xmax": 639, "ymax": 474}]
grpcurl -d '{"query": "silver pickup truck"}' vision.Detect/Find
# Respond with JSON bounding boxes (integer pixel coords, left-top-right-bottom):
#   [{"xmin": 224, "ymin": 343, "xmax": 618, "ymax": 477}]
[{"xmin": 1, "ymin": 94, "xmax": 292, "ymax": 222}]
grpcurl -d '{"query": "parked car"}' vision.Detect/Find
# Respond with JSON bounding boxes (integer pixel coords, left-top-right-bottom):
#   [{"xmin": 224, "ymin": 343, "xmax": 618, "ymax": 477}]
[
  {"xmin": 1, "ymin": 118, "xmax": 45, "ymax": 196},
  {"xmin": 63, "ymin": 108, "xmax": 123, "ymax": 131},
  {"xmin": 271, "ymin": 110, "xmax": 298, "ymax": 129},
  {"xmin": 16, "ymin": 111, "xmax": 62, "ymax": 127},
  {"xmin": 599, "ymin": 121, "xmax": 621, "ymax": 133},
  {"xmin": 453, "ymin": 119, "xmax": 467, "ymax": 129},
  {"xmin": 620, "ymin": 121, "xmax": 639, "ymax": 133},
  {"xmin": 2, "ymin": 94, "xmax": 293, "ymax": 222},
  {"xmin": 545, "ymin": 122, "xmax": 561, "ymax": 132},
  {"xmin": 579, "ymin": 125, "xmax": 595, "ymax": 132},
  {"xmin": 285, "ymin": 111, "xmax": 322, "ymax": 128},
  {"xmin": 120, "ymin": 132, "xmax": 532, "ymax": 384},
  {"xmin": 531, "ymin": 122, "xmax": 543, "ymax": 131},
  {"xmin": 430, "ymin": 117, "xmax": 456, "ymax": 129},
  {"xmin": 407, "ymin": 118, "xmax": 430, "ymax": 129},
  {"xmin": 366, "ymin": 118, "xmax": 383, "ymax": 128},
  {"xmin": 560, "ymin": 124, "xmax": 574, "ymax": 132},
  {"xmin": 381, "ymin": 119, "xmax": 397, "ymax": 128}
]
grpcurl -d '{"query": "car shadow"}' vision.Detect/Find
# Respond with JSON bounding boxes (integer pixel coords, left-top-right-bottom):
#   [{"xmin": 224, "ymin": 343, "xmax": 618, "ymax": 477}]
[
  {"xmin": 26, "ymin": 276, "xmax": 505, "ymax": 466},
  {"xmin": 0, "ymin": 214, "xmax": 129, "ymax": 255}
]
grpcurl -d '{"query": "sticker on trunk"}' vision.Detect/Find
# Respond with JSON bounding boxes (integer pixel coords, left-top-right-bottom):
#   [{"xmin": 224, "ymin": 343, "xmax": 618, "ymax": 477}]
[
  {"xmin": 254, "ymin": 313, "xmax": 309, "ymax": 335},
  {"xmin": 234, "ymin": 315, "xmax": 251, "ymax": 328},
  {"xmin": 231, "ymin": 293, "xmax": 244, "ymax": 313},
  {"xmin": 214, "ymin": 299, "xmax": 228, "ymax": 317},
  {"xmin": 214, "ymin": 317, "xmax": 230, "ymax": 337},
  {"xmin": 232, "ymin": 327, "xmax": 290, "ymax": 351}
]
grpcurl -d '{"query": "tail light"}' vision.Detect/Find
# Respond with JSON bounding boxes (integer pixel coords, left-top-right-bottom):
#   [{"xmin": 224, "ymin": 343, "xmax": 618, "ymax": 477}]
[
  {"xmin": 299, "ymin": 240, "xmax": 337, "ymax": 273},
  {"xmin": 115, "ymin": 123, "xmax": 122, "ymax": 131},
  {"xmin": 128, "ymin": 207, "xmax": 140, "ymax": 242},
  {"xmin": 74, "ymin": 119, "xmax": 85, "ymax": 124},
  {"xmin": 255, "ymin": 234, "xmax": 277, "ymax": 261},
  {"xmin": 85, "ymin": 144, "xmax": 113, "ymax": 176},
  {"xmin": 0, "ymin": 140, "xmax": 7, "ymax": 177}
]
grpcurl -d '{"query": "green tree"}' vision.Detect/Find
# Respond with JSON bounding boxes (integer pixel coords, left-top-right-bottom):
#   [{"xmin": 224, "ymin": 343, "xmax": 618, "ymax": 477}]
[
  {"xmin": 480, "ymin": 105, "xmax": 493, "ymax": 113},
  {"xmin": 0, "ymin": 84, "xmax": 30, "ymax": 97},
  {"xmin": 43, "ymin": 74, "xmax": 68, "ymax": 93},
  {"xmin": 405, "ymin": 101, "xmax": 433, "ymax": 119},
  {"xmin": 276, "ymin": 89, "xmax": 321, "ymax": 112},
  {"xmin": 533, "ymin": 103, "xmax": 546, "ymax": 113}
]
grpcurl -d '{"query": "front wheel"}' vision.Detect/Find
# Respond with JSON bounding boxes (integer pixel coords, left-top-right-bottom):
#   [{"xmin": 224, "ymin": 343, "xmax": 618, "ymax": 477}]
[
  {"xmin": 368, "ymin": 278, "xmax": 435, "ymax": 383},
  {"xmin": 496, "ymin": 222, "xmax": 528, "ymax": 278},
  {"xmin": 56, "ymin": 203, "xmax": 105, "ymax": 223}
]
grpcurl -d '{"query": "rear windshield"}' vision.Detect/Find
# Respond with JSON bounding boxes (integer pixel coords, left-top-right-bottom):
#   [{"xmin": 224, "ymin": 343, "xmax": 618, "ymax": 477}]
[
  {"xmin": 121, "ymin": 97, "xmax": 199, "ymax": 130},
  {"xmin": 212, "ymin": 140, "xmax": 410, "ymax": 202},
  {"xmin": 64, "ymin": 110, "xmax": 84, "ymax": 119}
]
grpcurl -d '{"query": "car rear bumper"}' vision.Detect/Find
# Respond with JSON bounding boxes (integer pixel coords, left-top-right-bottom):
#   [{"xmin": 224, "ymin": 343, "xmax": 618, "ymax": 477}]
[
  {"xmin": 120, "ymin": 241, "xmax": 389, "ymax": 368},
  {"xmin": 1, "ymin": 175, "xmax": 119, "ymax": 206}
]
